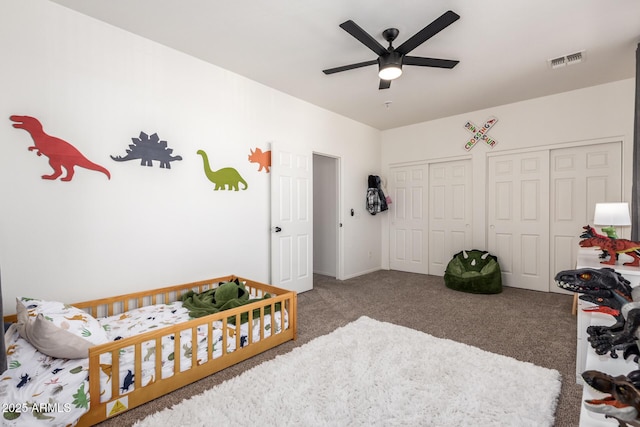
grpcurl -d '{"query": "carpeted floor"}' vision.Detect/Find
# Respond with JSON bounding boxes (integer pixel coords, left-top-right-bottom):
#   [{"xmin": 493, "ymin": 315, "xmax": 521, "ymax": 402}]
[{"xmin": 97, "ymin": 270, "xmax": 582, "ymax": 427}]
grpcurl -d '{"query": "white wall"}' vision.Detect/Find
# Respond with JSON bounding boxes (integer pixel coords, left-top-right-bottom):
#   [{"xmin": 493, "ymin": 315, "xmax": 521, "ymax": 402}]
[
  {"xmin": 380, "ymin": 79, "xmax": 636, "ymax": 268},
  {"xmin": 0, "ymin": 0, "xmax": 382, "ymax": 314}
]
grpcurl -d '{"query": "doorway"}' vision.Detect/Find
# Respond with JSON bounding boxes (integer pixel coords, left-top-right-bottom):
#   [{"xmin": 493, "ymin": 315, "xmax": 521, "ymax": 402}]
[{"xmin": 313, "ymin": 153, "xmax": 340, "ymax": 278}]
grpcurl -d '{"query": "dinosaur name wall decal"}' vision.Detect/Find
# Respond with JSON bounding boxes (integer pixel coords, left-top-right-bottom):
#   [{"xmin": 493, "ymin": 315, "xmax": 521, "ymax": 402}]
[
  {"xmin": 111, "ymin": 131, "xmax": 182, "ymax": 168},
  {"xmin": 463, "ymin": 116, "xmax": 498, "ymax": 151},
  {"xmin": 197, "ymin": 149, "xmax": 248, "ymax": 191},
  {"xmin": 10, "ymin": 115, "xmax": 111, "ymax": 181}
]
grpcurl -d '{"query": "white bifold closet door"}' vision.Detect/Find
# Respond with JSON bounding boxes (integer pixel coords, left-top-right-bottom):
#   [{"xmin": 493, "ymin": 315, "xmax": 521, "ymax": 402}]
[{"xmin": 488, "ymin": 141, "xmax": 621, "ymax": 292}]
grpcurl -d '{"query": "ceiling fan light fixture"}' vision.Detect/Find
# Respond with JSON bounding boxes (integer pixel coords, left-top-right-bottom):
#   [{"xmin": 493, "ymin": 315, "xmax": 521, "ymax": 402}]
[
  {"xmin": 378, "ymin": 52, "xmax": 403, "ymax": 80},
  {"xmin": 378, "ymin": 64, "xmax": 402, "ymax": 80},
  {"xmin": 324, "ymin": 11, "xmax": 460, "ymax": 89}
]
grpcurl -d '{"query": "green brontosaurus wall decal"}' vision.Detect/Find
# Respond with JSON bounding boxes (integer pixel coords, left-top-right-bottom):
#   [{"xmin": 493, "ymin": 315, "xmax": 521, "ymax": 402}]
[{"xmin": 197, "ymin": 149, "xmax": 248, "ymax": 191}]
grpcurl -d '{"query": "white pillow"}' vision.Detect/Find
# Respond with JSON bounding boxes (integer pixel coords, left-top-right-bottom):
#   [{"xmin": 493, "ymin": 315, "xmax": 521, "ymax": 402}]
[{"xmin": 16, "ymin": 297, "xmax": 109, "ymax": 359}]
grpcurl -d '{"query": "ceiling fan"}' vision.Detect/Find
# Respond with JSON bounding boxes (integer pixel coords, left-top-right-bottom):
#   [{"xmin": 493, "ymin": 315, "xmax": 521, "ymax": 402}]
[{"xmin": 322, "ymin": 10, "xmax": 460, "ymax": 90}]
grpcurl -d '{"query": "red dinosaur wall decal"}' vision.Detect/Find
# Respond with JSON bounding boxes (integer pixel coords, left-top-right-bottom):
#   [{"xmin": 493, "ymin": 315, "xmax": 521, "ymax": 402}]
[{"xmin": 10, "ymin": 115, "xmax": 110, "ymax": 181}]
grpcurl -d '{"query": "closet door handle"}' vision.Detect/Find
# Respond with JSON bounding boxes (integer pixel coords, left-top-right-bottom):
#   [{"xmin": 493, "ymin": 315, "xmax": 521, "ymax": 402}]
[{"xmin": 274, "ymin": 226, "xmax": 282, "ymax": 233}]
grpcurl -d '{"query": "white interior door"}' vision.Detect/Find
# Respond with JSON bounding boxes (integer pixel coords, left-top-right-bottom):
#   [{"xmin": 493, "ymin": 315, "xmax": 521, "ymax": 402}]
[
  {"xmin": 389, "ymin": 164, "xmax": 428, "ymax": 274},
  {"xmin": 488, "ymin": 151, "xmax": 550, "ymax": 291},
  {"xmin": 550, "ymin": 142, "xmax": 622, "ymax": 293},
  {"xmin": 270, "ymin": 142, "xmax": 313, "ymax": 293},
  {"xmin": 428, "ymin": 159, "xmax": 473, "ymax": 276}
]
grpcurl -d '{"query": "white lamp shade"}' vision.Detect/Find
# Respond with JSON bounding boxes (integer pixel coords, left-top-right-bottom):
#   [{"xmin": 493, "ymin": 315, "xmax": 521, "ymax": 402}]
[{"xmin": 593, "ymin": 202, "xmax": 631, "ymax": 226}]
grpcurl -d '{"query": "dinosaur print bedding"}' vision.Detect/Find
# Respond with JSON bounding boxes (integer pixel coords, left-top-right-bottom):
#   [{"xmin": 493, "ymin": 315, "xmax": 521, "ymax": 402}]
[{"xmin": 1, "ymin": 301, "xmax": 288, "ymax": 426}]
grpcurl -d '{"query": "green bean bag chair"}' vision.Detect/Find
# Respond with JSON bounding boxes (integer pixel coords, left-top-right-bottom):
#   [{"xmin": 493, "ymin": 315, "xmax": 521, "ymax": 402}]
[{"xmin": 444, "ymin": 249, "xmax": 502, "ymax": 294}]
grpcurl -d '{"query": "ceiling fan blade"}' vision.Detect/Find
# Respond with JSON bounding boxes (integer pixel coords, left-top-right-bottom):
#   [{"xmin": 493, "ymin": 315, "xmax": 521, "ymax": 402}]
[
  {"xmin": 404, "ymin": 56, "xmax": 459, "ymax": 69},
  {"xmin": 379, "ymin": 79, "xmax": 391, "ymax": 90},
  {"xmin": 395, "ymin": 10, "xmax": 460, "ymax": 55},
  {"xmin": 323, "ymin": 59, "xmax": 378, "ymax": 75},
  {"xmin": 339, "ymin": 20, "xmax": 387, "ymax": 56}
]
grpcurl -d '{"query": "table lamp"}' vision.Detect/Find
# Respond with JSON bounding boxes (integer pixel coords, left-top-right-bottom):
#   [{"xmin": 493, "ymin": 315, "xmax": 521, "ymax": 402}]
[{"xmin": 593, "ymin": 202, "xmax": 631, "ymax": 239}]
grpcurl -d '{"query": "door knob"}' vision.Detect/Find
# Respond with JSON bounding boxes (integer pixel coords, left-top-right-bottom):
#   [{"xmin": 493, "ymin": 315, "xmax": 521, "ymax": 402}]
[{"xmin": 274, "ymin": 226, "xmax": 282, "ymax": 233}]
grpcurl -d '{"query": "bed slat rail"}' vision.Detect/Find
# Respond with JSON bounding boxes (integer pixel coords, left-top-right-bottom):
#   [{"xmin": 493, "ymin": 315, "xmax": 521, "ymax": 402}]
[
  {"xmin": 72, "ymin": 276, "xmax": 230, "ymax": 319},
  {"xmin": 3, "ymin": 276, "xmax": 290, "ymax": 323}
]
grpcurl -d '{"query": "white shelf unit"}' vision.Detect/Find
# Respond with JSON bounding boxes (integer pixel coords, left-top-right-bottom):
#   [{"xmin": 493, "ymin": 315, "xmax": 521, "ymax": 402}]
[{"xmin": 575, "ymin": 248, "xmax": 640, "ymax": 426}]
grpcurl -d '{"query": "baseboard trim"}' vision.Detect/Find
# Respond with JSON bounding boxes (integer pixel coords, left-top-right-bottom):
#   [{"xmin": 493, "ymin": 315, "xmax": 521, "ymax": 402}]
[
  {"xmin": 341, "ymin": 267, "xmax": 382, "ymax": 280},
  {"xmin": 313, "ymin": 269, "xmax": 335, "ymax": 277}
]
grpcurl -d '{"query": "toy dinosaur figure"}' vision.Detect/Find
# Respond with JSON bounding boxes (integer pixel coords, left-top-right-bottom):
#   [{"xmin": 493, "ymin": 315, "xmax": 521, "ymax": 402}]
[
  {"xmin": 180, "ymin": 279, "xmax": 277, "ymax": 324},
  {"xmin": 197, "ymin": 149, "xmax": 248, "ymax": 191},
  {"xmin": 581, "ymin": 224, "xmax": 610, "ymax": 241},
  {"xmin": 111, "ymin": 131, "xmax": 182, "ymax": 168},
  {"xmin": 582, "ymin": 225, "xmax": 617, "ymax": 260},
  {"xmin": 10, "ymin": 115, "xmax": 110, "ymax": 181},
  {"xmin": 555, "ymin": 268, "xmax": 640, "ymax": 360},
  {"xmin": 583, "ymin": 305, "xmax": 621, "ymax": 317},
  {"xmin": 579, "ymin": 225, "xmax": 640, "ymax": 267},
  {"xmin": 582, "ymin": 369, "xmax": 640, "ymax": 424}
]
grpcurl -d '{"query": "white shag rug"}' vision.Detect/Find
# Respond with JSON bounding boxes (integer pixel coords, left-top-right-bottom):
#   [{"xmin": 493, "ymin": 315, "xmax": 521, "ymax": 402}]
[{"xmin": 134, "ymin": 316, "xmax": 561, "ymax": 427}]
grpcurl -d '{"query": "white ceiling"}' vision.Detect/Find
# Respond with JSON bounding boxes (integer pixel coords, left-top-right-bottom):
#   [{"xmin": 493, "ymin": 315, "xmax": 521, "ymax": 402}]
[{"xmin": 49, "ymin": 0, "xmax": 640, "ymax": 130}]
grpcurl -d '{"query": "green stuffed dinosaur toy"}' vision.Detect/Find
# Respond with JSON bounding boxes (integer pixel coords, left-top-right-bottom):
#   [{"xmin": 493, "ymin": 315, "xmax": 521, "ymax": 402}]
[{"xmin": 180, "ymin": 279, "xmax": 278, "ymax": 323}]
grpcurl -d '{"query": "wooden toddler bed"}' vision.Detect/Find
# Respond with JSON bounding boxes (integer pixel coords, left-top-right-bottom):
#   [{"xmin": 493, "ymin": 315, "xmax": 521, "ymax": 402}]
[{"xmin": 1, "ymin": 275, "xmax": 297, "ymax": 426}]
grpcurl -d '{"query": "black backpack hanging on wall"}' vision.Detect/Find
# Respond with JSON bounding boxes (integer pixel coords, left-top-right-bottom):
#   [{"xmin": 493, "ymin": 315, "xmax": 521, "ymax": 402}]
[{"xmin": 366, "ymin": 175, "xmax": 388, "ymax": 215}]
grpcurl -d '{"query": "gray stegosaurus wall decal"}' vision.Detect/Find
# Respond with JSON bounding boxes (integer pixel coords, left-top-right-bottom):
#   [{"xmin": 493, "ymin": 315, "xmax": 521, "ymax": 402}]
[
  {"xmin": 111, "ymin": 132, "xmax": 182, "ymax": 168},
  {"xmin": 197, "ymin": 149, "xmax": 248, "ymax": 191}
]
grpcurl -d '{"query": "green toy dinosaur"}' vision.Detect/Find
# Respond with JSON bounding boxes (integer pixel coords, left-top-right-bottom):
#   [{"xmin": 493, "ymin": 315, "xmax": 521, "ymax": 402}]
[{"xmin": 180, "ymin": 280, "xmax": 278, "ymax": 323}]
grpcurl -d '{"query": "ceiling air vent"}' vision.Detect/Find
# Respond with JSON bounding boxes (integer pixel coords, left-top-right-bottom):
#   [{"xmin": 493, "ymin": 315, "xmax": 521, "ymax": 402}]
[
  {"xmin": 548, "ymin": 50, "xmax": 586, "ymax": 69},
  {"xmin": 566, "ymin": 51, "xmax": 584, "ymax": 65},
  {"xmin": 549, "ymin": 56, "xmax": 567, "ymax": 69}
]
